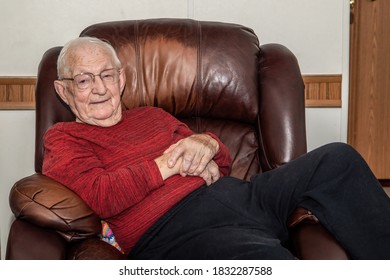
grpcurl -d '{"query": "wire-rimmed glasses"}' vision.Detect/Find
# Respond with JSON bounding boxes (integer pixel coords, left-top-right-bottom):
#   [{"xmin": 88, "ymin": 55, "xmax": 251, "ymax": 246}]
[{"xmin": 59, "ymin": 68, "xmax": 120, "ymax": 90}]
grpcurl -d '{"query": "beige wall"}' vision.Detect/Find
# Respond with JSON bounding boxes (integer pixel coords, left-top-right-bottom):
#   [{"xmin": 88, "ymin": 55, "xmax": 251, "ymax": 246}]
[
  {"xmin": 0, "ymin": 0, "xmax": 349, "ymax": 259},
  {"xmin": 1, "ymin": 0, "xmax": 344, "ymax": 75}
]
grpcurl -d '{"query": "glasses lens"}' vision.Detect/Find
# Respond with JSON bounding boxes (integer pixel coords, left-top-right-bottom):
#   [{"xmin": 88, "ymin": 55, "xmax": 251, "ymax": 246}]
[
  {"xmin": 71, "ymin": 69, "xmax": 118, "ymax": 90},
  {"xmin": 100, "ymin": 69, "xmax": 117, "ymax": 83},
  {"xmin": 74, "ymin": 74, "xmax": 93, "ymax": 89}
]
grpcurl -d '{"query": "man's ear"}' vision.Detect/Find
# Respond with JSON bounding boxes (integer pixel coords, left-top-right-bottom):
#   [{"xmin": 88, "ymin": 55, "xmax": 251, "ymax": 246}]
[
  {"xmin": 119, "ymin": 69, "xmax": 126, "ymax": 93},
  {"xmin": 54, "ymin": 80, "xmax": 70, "ymax": 105}
]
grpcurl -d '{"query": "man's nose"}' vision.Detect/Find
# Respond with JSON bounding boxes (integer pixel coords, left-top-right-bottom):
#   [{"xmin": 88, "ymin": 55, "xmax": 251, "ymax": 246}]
[{"xmin": 92, "ymin": 76, "xmax": 107, "ymax": 94}]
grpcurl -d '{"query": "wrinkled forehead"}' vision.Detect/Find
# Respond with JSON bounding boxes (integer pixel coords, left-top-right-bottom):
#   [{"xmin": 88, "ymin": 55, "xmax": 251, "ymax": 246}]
[{"xmin": 66, "ymin": 44, "xmax": 114, "ymax": 74}]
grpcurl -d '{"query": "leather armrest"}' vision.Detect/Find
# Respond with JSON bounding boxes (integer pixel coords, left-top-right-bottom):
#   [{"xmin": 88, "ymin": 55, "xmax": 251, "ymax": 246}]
[
  {"xmin": 288, "ymin": 207, "xmax": 350, "ymax": 260},
  {"xmin": 7, "ymin": 174, "xmax": 125, "ymax": 260},
  {"xmin": 6, "ymin": 219, "xmax": 67, "ymax": 260},
  {"xmin": 68, "ymin": 238, "xmax": 127, "ymax": 260},
  {"xmin": 9, "ymin": 173, "xmax": 101, "ymax": 241},
  {"xmin": 6, "ymin": 219, "xmax": 125, "ymax": 260}
]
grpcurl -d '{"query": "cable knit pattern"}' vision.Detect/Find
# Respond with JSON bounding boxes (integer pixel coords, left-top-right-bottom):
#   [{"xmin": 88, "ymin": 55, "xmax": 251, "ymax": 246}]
[{"xmin": 42, "ymin": 106, "xmax": 231, "ymax": 253}]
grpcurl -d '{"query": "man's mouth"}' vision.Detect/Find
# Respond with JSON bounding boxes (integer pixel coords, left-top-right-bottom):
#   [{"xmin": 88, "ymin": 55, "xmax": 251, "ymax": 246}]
[{"xmin": 90, "ymin": 98, "xmax": 110, "ymax": 105}]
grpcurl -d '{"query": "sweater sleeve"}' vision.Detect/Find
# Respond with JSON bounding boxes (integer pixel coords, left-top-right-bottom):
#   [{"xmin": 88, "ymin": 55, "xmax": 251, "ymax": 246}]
[{"xmin": 42, "ymin": 126, "xmax": 164, "ymax": 219}]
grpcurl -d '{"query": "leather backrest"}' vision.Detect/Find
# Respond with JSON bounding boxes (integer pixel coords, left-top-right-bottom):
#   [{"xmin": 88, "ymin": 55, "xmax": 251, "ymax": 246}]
[
  {"xmin": 81, "ymin": 19, "xmax": 259, "ymax": 121},
  {"xmin": 35, "ymin": 18, "xmax": 307, "ymax": 180}
]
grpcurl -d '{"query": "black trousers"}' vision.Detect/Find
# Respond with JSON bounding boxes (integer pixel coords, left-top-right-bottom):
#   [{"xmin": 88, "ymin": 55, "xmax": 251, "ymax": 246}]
[{"xmin": 129, "ymin": 143, "xmax": 390, "ymax": 259}]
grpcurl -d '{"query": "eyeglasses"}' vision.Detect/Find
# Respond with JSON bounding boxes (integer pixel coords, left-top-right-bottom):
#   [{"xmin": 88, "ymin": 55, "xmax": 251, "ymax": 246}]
[{"xmin": 59, "ymin": 68, "xmax": 120, "ymax": 90}]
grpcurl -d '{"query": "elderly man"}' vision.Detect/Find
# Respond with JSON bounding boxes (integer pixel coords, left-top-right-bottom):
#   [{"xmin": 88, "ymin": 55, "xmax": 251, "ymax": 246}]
[{"xmin": 43, "ymin": 37, "xmax": 390, "ymax": 259}]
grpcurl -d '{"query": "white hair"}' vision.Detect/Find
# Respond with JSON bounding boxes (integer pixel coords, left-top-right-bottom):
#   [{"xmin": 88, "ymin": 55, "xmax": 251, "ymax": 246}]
[{"xmin": 57, "ymin": 36, "xmax": 122, "ymax": 79}]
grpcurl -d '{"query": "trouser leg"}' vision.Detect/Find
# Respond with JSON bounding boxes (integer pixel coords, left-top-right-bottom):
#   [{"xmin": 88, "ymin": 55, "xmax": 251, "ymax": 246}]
[
  {"xmin": 131, "ymin": 178, "xmax": 296, "ymax": 260},
  {"xmin": 250, "ymin": 142, "xmax": 390, "ymax": 259},
  {"xmin": 132, "ymin": 142, "xmax": 390, "ymax": 259}
]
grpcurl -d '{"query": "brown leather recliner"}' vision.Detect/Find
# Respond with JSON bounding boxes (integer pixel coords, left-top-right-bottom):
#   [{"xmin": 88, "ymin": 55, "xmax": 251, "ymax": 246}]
[{"xmin": 6, "ymin": 19, "xmax": 349, "ymax": 260}]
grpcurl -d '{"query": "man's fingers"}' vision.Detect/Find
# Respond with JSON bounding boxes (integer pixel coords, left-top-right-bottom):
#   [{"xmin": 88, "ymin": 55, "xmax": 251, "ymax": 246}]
[
  {"xmin": 197, "ymin": 160, "xmax": 220, "ymax": 186},
  {"xmin": 166, "ymin": 134, "xmax": 219, "ymax": 174},
  {"xmin": 181, "ymin": 153, "xmax": 196, "ymax": 173},
  {"xmin": 200, "ymin": 169, "xmax": 212, "ymax": 186},
  {"xmin": 163, "ymin": 142, "xmax": 179, "ymax": 155},
  {"xmin": 207, "ymin": 161, "xmax": 220, "ymax": 182},
  {"xmin": 192, "ymin": 154, "xmax": 214, "ymax": 175},
  {"xmin": 167, "ymin": 144, "xmax": 185, "ymax": 168},
  {"xmin": 187, "ymin": 144, "xmax": 214, "ymax": 175}
]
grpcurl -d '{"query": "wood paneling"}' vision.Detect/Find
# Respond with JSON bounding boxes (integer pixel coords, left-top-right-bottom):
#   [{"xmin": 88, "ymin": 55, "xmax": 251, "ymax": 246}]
[
  {"xmin": 348, "ymin": 0, "xmax": 390, "ymax": 179},
  {"xmin": 303, "ymin": 75, "xmax": 342, "ymax": 107},
  {"xmin": 0, "ymin": 77, "xmax": 36, "ymax": 109},
  {"xmin": 0, "ymin": 75, "xmax": 342, "ymax": 109}
]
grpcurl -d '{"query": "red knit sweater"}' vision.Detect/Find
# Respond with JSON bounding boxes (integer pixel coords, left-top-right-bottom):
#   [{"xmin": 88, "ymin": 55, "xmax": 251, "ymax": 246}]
[{"xmin": 42, "ymin": 106, "xmax": 232, "ymax": 253}]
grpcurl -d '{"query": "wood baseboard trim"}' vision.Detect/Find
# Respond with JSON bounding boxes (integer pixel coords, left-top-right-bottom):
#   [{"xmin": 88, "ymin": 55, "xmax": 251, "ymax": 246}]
[
  {"xmin": 0, "ymin": 77, "xmax": 36, "ymax": 109},
  {"xmin": 303, "ymin": 75, "xmax": 342, "ymax": 108},
  {"xmin": 0, "ymin": 75, "xmax": 342, "ymax": 109}
]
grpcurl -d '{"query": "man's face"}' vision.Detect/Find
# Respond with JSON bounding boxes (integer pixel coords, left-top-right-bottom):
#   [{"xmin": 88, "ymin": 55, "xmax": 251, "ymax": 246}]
[{"xmin": 54, "ymin": 44, "xmax": 126, "ymax": 127}]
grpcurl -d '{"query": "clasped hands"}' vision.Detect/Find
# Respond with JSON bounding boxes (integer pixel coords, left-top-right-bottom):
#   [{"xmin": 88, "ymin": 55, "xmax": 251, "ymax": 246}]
[{"xmin": 154, "ymin": 134, "xmax": 220, "ymax": 186}]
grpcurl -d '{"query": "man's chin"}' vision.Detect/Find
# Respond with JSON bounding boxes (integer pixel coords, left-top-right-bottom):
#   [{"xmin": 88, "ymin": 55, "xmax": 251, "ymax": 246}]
[{"xmin": 86, "ymin": 112, "xmax": 122, "ymax": 127}]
